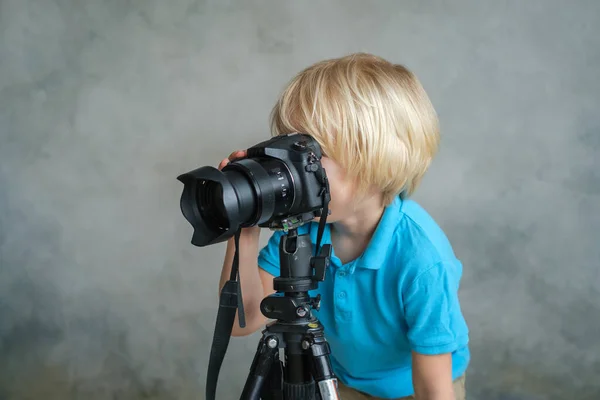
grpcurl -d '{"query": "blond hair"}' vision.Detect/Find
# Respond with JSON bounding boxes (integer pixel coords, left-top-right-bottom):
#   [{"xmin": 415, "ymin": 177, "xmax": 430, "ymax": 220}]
[{"xmin": 269, "ymin": 53, "xmax": 440, "ymax": 205}]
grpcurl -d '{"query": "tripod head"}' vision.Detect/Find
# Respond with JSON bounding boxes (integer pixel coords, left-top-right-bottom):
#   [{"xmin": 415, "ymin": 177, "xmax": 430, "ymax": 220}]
[{"xmin": 260, "ymin": 227, "xmax": 332, "ymax": 323}]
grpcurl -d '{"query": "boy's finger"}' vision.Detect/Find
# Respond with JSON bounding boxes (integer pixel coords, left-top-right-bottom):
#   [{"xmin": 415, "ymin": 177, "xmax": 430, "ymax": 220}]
[
  {"xmin": 229, "ymin": 150, "xmax": 246, "ymax": 160},
  {"xmin": 218, "ymin": 158, "xmax": 229, "ymax": 170}
]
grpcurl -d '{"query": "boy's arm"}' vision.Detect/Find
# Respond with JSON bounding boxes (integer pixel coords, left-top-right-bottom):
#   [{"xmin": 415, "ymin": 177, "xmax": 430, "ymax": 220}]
[
  {"xmin": 403, "ymin": 260, "xmax": 469, "ymax": 399},
  {"xmin": 411, "ymin": 351, "xmax": 454, "ymax": 400}
]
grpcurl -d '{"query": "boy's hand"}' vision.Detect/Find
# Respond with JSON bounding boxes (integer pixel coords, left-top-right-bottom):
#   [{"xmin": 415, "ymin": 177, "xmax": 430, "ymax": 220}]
[
  {"xmin": 218, "ymin": 150, "xmax": 261, "ymax": 239},
  {"xmin": 218, "ymin": 150, "xmax": 247, "ymax": 170}
]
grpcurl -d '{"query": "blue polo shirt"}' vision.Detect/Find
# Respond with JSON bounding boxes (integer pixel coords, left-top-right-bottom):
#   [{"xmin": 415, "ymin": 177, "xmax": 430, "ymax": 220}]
[{"xmin": 257, "ymin": 196, "xmax": 470, "ymax": 398}]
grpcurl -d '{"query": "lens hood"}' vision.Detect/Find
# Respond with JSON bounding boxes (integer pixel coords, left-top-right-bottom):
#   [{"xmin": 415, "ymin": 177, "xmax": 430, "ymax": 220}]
[{"xmin": 177, "ymin": 166, "xmax": 242, "ymax": 246}]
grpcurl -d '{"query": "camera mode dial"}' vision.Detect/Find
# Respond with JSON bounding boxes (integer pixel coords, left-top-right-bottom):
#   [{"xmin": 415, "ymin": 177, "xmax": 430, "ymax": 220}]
[{"xmin": 292, "ymin": 140, "xmax": 308, "ymax": 150}]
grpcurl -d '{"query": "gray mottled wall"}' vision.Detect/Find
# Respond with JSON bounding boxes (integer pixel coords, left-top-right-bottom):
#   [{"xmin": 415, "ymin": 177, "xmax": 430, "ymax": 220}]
[{"xmin": 1, "ymin": 0, "xmax": 599, "ymax": 399}]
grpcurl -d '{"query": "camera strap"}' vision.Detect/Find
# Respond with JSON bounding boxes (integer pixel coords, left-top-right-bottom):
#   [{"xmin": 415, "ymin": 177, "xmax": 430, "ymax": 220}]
[
  {"xmin": 206, "ymin": 229, "xmax": 245, "ymax": 400},
  {"xmin": 315, "ymin": 168, "xmax": 331, "ymax": 254},
  {"xmin": 315, "ymin": 195, "xmax": 329, "ymax": 255}
]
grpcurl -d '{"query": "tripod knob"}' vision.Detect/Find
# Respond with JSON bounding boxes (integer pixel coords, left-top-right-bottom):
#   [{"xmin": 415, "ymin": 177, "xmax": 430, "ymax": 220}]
[
  {"xmin": 310, "ymin": 294, "xmax": 322, "ymax": 311},
  {"xmin": 296, "ymin": 306, "xmax": 309, "ymax": 317},
  {"xmin": 267, "ymin": 337, "xmax": 278, "ymax": 348}
]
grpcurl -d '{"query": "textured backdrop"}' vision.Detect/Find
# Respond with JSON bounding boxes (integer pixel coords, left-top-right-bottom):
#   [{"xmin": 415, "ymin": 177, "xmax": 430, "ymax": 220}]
[{"xmin": 1, "ymin": 0, "xmax": 599, "ymax": 399}]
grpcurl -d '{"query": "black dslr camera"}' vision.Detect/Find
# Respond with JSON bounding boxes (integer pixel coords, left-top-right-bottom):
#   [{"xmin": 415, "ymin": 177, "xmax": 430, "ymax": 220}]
[{"xmin": 177, "ymin": 132, "xmax": 330, "ymax": 247}]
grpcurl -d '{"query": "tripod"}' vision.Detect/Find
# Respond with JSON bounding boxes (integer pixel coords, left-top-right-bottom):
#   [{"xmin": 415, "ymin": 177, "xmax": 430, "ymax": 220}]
[{"xmin": 240, "ymin": 228, "xmax": 340, "ymax": 400}]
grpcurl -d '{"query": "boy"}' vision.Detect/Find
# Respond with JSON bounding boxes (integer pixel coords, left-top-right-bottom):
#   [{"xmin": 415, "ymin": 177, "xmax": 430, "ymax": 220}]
[{"xmin": 217, "ymin": 53, "xmax": 469, "ymax": 399}]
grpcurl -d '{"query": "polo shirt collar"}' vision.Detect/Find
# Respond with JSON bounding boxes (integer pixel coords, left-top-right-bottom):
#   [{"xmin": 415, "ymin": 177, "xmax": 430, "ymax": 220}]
[{"xmin": 356, "ymin": 195, "xmax": 402, "ymax": 270}]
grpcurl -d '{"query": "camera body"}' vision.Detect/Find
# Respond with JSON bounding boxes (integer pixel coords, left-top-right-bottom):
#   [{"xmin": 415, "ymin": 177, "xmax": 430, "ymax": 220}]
[{"xmin": 177, "ymin": 133, "xmax": 330, "ymax": 247}]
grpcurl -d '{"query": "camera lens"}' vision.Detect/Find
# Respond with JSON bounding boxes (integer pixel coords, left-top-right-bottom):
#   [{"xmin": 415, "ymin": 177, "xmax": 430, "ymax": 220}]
[
  {"xmin": 222, "ymin": 168, "xmax": 258, "ymax": 225},
  {"xmin": 177, "ymin": 157, "xmax": 295, "ymax": 246},
  {"xmin": 222, "ymin": 158, "xmax": 295, "ymax": 227},
  {"xmin": 257, "ymin": 159, "xmax": 295, "ymax": 220}
]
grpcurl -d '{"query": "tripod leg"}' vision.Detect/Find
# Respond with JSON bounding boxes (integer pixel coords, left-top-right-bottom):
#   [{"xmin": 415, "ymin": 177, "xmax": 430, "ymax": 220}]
[
  {"xmin": 304, "ymin": 334, "xmax": 340, "ymax": 400},
  {"xmin": 240, "ymin": 335, "xmax": 279, "ymax": 400}
]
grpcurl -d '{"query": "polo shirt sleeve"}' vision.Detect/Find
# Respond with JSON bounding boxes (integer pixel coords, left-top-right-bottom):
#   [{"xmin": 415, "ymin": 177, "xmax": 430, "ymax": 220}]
[
  {"xmin": 403, "ymin": 260, "xmax": 469, "ymax": 355},
  {"xmin": 257, "ymin": 230, "xmax": 285, "ymax": 277}
]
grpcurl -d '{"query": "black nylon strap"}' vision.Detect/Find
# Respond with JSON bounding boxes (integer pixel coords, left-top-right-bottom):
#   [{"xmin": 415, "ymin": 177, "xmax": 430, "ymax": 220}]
[
  {"xmin": 205, "ymin": 230, "xmax": 245, "ymax": 400},
  {"xmin": 315, "ymin": 169, "xmax": 330, "ymax": 255},
  {"xmin": 231, "ymin": 230, "xmax": 246, "ymax": 328},
  {"xmin": 315, "ymin": 201, "xmax": 328, "ymax": 255}
]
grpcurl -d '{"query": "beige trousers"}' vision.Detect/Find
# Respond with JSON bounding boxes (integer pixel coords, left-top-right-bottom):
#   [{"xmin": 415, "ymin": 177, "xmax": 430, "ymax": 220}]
[{"xmin": 336, "ymin": 374, "xmax": 466, "ymax": 400}]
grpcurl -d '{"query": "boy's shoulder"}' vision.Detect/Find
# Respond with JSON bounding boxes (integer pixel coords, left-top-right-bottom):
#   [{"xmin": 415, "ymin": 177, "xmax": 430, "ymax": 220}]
[
  {"xmin": 394, "ymin": 198, "xmax": 456, "ymax": 260},
  {"xmin": 373, "ymin": 196, "xmax": 461, "ymax": 282}
]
